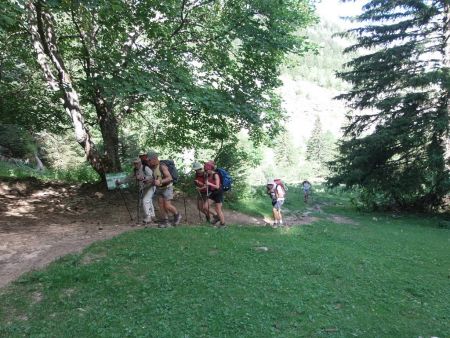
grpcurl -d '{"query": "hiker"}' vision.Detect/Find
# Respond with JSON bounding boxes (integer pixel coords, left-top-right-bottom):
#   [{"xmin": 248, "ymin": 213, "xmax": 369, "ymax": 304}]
[
  {"xmin": 116, "ymin": 156, "xmax": 156, "ymax": 225},
  {"xmin": 193, "ymin": 161, "xmax": 218, "ymax": 223},
  {"xmin": 266, "ymin": 179, "xmax": 285, "ymax": 227},
  {"xmin": 302, "ymin": 179, "xmax": 312, "ymax": 203},
  {"xmin": 138, "ymin": 154, "xmax": 157, "ymax": 224},
  {"xmin": 145, "ymin": 150, "xmax": 181, "ymax": 228},
  {"xmin": 204, "ymin": 161, "xmax": 226, "ymax": 227}
]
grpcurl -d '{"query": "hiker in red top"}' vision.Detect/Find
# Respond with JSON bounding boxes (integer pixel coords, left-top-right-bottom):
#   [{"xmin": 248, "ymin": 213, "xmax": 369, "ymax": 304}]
[
  {"xmin": 192, "ymin": 161, "xmax": 218, "ymax": 223},
  {"xmin": 204, "ymin": 161, "xmax": 226, "ymax": 227}
]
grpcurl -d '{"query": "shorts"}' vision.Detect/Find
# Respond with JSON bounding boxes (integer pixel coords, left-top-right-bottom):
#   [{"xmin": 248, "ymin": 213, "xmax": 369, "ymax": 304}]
[
  {"xmin": 198, "ymin": 192, "xmax": 208, "ymax": 202},
  {"xmin": 208, "ymin": 189, "xmax": 224, "ymax": 204},
  {"xmin": 154, "ymin": 186, "xmax": 174, "ymax": 200},
  {"xmin": 272, "ymin": 199, "xmax": 284, "ymax": 210}
]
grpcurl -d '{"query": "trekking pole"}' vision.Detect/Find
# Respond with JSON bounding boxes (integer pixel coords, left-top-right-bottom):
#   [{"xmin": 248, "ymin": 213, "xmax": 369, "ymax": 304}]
[
  {"xmin": 183, "ymin": 194, "xmax": 188, "ymax": 224},
  {"xmin": 205, "ymin": 172, "xmax": 210, "ymax": 221},
  {"xmin": 196, "ymin": 190, "xmax": 203, "ymax": 222},
  {"xmin": 118, "ymin": 187, "xmax": 133, "ymax": 221}
]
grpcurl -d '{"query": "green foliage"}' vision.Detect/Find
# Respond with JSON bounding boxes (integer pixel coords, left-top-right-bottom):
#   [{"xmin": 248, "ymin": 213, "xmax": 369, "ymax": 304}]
[
  {"xmin": 0, "ymin": 124, "xmax": 37, "ymax": 158},
  {"xmin": 0, "ymin": 5, "xmax": 67, "ymax": 133},
  {"xmin": 6, "ymin": 0, "xmax": 317, "ymax": 175},
  {"xmin": 36, "ymin": 132, "xmax": 88, "ymax": 171},
  {"xmin": 329, "ymin": 0, "xmax": 450, "ymax": 211},
  {"xmin": 304, "ymin": 116, "xmax": 337, "ymax": 177},
  {"xmin": 282, "ymin": 20, "xmax": 354, "ymax": 91},
  {"xmin": 0, "ymin": 160, "xmax": 99, "ymax": 183}
]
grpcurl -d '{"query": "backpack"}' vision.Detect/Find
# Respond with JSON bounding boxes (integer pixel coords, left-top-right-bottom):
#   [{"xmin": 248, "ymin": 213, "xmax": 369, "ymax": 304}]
[
  {"xmin": 160, "ymin": 160, "xmax": 179, "ymax": 184},
  {"xmin": 216, "ymin": 167, "xmax": 232, "ymax": 191},
  {"xmin": 274, "ymin": 178, "xmax": 286, "ymax": 197}
]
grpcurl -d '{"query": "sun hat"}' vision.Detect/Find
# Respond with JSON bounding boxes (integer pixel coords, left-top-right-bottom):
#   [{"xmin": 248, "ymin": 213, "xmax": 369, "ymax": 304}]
[
  {"xmin": 204, "ymin": 161, "xmax": 215, "ymax": 171},
  {"xmin": 146, "ymin": 149, "xmax": 158, "ymax": 160},
  {"xmin": 192, "ymin": 161, "xmax": 203, "ymax": 171}
]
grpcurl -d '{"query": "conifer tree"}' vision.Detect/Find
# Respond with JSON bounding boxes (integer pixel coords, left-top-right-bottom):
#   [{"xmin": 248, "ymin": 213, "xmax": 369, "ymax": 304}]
[
  {"xmin": 328, "ymin": 0, "xmax": 450, "ymax": 210},
  {"xmin": 306, "ymin": 116, "xmax": 324, "ymax": 163}
]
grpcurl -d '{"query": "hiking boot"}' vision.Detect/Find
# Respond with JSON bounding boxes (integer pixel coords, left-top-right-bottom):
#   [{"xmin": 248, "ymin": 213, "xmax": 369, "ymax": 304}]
[
  {"xmin": 173, "ymin": 213, "xmax": 182, "ymax": 226},
  {"xmin": 158, "ymin": 219, "xmax": 171, "ymax": 228},
  {"xmin": 212, "ymin": 215, "xmax": 220, "ymax": 225},
  {"xmin": 217, "ymin": 222, "xmax": 227, "ymax": 228}
]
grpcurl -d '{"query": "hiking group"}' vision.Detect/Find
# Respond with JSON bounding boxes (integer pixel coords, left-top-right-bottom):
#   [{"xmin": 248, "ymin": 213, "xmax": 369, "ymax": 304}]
[
  {"xmin": 117, "ymin": 151, "xmax": 231, "ymax": 228},
  {"xmin": 117, "ymin": 150, "xmax": 181, "ymax": 228},
  {"xmin": 192, "ymin": 160, "xmax": 228, "ymax": 228},
  {"xmin": 118, "ymin": 150, "xmax": 311, "ymax": 228}
]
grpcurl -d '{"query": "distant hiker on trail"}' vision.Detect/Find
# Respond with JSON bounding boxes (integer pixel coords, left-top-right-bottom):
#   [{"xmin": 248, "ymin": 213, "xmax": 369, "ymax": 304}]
[
  {"xmin": 192, "ymin": 161, "xmax": 218, "ymax": 223},
  {"xmin": 302, "ymin": 180, "xmax": 312, "ymax": 203},
  {"xmin": 145, "ymin": 150, "xmax": 181, "ymax": 228},
  {"xmin": 266, "ymin": 179, "xmax": 285, "ymax": 227},
  {"xmin": 204, "ymin": 161, "xmax": 226, "ymax": 227},
  {"xmin": 116, "ymin": 156, "xmax": 156, "ymax": 225}
]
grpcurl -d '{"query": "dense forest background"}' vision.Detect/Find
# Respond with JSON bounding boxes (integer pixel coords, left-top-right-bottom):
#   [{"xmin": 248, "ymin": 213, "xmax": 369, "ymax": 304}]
[
  {"xmin": 1, "ymin": 0, "xmax": 449, "ymax": 212},
  {"xmin": 1, "ymin": 11, "xmax": 346, "ymax": 184}
]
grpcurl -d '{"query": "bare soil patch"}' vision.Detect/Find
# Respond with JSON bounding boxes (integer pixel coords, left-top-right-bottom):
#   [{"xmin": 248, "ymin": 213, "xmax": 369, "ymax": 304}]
[{"xmin": 0, "ymin": 178, "xmax": 261, "ymax": 288}]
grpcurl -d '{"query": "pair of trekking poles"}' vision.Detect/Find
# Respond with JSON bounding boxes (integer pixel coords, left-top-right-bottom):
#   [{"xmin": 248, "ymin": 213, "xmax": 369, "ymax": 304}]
[{"xmin": 116, "ymin": 179, "xmax": 143, "ymax": 224}]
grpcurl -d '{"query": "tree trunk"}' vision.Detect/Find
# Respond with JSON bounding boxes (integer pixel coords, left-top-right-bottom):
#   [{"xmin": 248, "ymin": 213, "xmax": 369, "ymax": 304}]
[
  {"xmin": 94, "ymin": 93, "xmax": 121, "ymax": 173},
  {"xmin": 34, "ymin": 153, "xmax": 45, "ymax": 171},
  {"xmin": 443, "ymin": 0, "xmax": 450, "ymax": 168},
  {"xmin": 26, "ymin": 0, "xmax": 106, "ymax": 179}
]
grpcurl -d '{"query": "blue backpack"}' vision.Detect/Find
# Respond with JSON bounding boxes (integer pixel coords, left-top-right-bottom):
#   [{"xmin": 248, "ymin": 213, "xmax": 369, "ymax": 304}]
[{"xmin": 217, "ymin": 168, "xmax": 232, "ymax": 191}]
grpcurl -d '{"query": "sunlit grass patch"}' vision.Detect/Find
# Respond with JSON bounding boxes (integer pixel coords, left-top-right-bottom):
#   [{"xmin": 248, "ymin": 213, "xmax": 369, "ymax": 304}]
[{"xmin": 0, "ymin": 221, "xmax": 448, "ymax": 337}]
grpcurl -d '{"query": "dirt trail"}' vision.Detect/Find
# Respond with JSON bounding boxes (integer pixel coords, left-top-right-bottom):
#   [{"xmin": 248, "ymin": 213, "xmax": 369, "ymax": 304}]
[{"xmin": 0, "ymin": 179, "xmax": 263, "ymax": 288}]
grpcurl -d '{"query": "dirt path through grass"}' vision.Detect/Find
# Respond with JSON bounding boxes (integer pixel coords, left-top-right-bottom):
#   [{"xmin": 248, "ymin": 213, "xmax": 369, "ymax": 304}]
[{"xmin": 0, "ymin": 179, "xmax": 264, "ymax": 288}]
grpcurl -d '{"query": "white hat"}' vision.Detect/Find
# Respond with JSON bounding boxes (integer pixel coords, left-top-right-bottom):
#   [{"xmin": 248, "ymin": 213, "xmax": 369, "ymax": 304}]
[{"xmin": 192, "ymin": 161, "xmax": 203, "ymax": 171}]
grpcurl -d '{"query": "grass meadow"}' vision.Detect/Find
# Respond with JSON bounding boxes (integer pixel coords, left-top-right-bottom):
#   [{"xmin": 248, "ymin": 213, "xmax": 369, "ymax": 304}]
[{"xmin": 0, "ymin": 185, "xmax": 449, "ymax": 337}]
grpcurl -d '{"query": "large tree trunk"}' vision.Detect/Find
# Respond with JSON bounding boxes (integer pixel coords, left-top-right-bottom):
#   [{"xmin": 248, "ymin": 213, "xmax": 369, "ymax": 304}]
[
  {"xmin": 26, "ymin": 0, "xmax": 106, "ymax": 179},
  {"xmin": 94, "ymin": 93, "xmax": 121, "ymax": 173},
  {"xmin": 443, "ymin": 0, "xmax": 450, "ymax": 169}
]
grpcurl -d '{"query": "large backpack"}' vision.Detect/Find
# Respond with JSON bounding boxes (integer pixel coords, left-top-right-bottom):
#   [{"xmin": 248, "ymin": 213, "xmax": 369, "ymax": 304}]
[
  {"xmin": 216, "ymin": 167, "xmax": 232, "ymax": 191},
  {"xmin": 274, "ymin": 178, "xmax": 286, "ymax": 197},
  {"xmin": 160, "ymin": 160, "xmax": 179, "ymax": 184}
]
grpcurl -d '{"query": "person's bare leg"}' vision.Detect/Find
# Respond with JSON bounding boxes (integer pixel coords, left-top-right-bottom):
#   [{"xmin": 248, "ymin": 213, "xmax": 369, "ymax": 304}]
[
  {"xmin": 158, "ymin": 197, "xmax": 167, "ymax": 219},
  {"xmin": 164, "ymin": 200, "xmax": 177, "ymax": 216},
  {"xmin": 215, "ymin": 203, "xmax": 225, "ymax": 224},
  {"xmin": 203, "ymin": 199, "xmax": 216, "ymax": 219}
]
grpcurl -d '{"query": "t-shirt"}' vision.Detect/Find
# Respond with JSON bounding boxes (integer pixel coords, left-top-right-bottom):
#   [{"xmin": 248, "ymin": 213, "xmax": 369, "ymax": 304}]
[{"xmin": 194, "ymin": 173, "xmax": 207, "ymax": 193}]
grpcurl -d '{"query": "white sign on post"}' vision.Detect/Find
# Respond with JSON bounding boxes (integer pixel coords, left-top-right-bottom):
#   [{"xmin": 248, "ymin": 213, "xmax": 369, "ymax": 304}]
[{"xmin": 105, "ymin": 173, "xmax": 129, "ymax": 190}]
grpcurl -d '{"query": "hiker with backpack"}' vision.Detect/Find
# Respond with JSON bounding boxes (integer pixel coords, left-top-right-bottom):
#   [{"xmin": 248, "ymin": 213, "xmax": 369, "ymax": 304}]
[
  {"xmin": 116, "ymin": 156, "xmax": 156, "ymax": 225},
  {"xmin": 192, "ymin": 161, "xmax": 218, "ymax": 223},
  {"xmin": 302, "ymin": 179, "xmax": 312, "ymax": 203},
  {"xmin": 145, "ymin": 150, "xmax": 182, "ymax": 228},
  {"xmin": 204, "ymin": 161, "xmax": 226, "ymax": 227},
  {"xmin": 266, "ymin": 179, "xmax": 286, "ymax": 227}
]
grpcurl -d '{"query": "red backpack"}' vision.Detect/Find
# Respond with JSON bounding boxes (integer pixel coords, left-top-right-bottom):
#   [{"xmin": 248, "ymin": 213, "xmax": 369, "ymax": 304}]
[{"xmin": 274, "ymin": 178, "xmax": 287, "ymax": 197}]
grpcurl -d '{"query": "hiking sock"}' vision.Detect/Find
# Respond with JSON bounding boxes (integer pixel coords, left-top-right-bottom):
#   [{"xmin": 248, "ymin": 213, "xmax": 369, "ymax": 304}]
[{"xmin": 174, "ymin": 213, "xmax": 182, "ymax": 225}]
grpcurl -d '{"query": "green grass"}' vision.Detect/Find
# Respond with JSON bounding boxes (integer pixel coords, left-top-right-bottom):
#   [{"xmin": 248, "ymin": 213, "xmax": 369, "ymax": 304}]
[
  {"xmin": 228, "ymin": 184, "xmax": 357, "ymax": 219},
  {"xmin": 1, "ymin": 214, "xmax": 449, "ymax": 337},
  {"xmin": 0, "ymin": 160, "xmax": 99, "ymax": 183}
]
